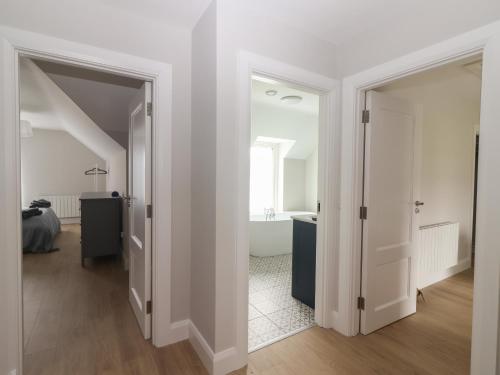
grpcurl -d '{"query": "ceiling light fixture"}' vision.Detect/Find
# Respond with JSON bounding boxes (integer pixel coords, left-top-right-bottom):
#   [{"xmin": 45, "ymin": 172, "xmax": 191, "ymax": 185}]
[
  {"xmin": 280, "ymin": 95, "xmax": 302, "ymax": 104},
  {"xmin": 265, "ymin": 89, "xmax": 278, "ymax": 96}
]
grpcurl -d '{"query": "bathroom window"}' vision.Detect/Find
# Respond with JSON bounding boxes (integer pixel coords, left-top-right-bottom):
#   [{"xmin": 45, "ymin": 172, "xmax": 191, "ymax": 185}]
[{"xmin": 250, "ymin": 143, "xmax": 278, "ymax": 214}]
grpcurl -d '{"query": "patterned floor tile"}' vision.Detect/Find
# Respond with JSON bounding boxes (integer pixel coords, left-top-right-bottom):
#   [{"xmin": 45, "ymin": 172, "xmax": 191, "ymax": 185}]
[
  {"xmin": 248, "ymin": 305, "xmax": 263, "ymax": 320},
  {"xmin": 248, "ymin": 254, "xmax": 315, "ymax": 351}
]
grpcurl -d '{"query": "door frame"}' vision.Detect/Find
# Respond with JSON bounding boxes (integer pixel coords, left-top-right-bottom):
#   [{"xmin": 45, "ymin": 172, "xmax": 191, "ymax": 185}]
[
  {"xmin": 234, "ymin": 51, "xmax": 340, "ymax": 367},
  {"xmin": 0, "ymin": 26, "xmax": 174, "ymax": 374},
  {"xmin": 338, "ymin": 20, "xmax": 500, "ymax": 374}
]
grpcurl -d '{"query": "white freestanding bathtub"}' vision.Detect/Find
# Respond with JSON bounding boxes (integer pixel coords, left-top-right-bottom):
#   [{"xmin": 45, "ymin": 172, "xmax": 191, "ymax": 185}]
[{"xmin": 249, "ymin": 211, "xmax": 315, "ymax": 257}]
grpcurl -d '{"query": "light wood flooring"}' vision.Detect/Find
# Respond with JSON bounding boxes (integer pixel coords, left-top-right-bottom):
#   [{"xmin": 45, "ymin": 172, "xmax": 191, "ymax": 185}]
[
  {"xmin": 23, "ymin": 224, "xmax": 473, "ymax": 374},
  {"xmin": 23, "ymin": 224, "xmax": 205, "ymax": 375}
]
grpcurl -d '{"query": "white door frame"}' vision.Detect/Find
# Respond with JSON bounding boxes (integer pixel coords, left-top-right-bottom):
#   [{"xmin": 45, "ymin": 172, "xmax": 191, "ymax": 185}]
[
  {"xmin": 0, "ymin": 26, "xmax": 174, "ymax": 375},
  {"xmin": 338, "ymin": 20, "xmax": 500, "ymax": 374},
  {"xmin": 234, "ymin": 51, "xmax": 340, "ymax": 366}
]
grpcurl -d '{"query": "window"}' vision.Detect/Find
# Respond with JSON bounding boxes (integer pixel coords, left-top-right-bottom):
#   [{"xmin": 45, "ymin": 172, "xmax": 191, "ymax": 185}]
[{"xmin": 250, "ymin": 143, "xmax": 277, "ymax": 214}]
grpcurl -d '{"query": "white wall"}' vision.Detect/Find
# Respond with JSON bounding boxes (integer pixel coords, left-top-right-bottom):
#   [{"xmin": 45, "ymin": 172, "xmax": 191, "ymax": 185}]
[
  {"xmin": 0, "ymin": 0, "xmax": 192, "ymax": 325},
  {"xmin": 191, "ymin": 0, "xmax": 217, "ymax": 352},
  {"xmin": 379, "ymin": 65, "xmax": 481, "ymax": 263},
  {"xmin": 305, "ymin": 148, "xmax": 318, "ymax": 213},
  {"xmin": 21, "ymin": 129, "xmax": 106, "ymax": 206},
  {"xmin": 213, "ymin": 0, "xmax": 338, "ymax": 361},
  {"xmin": 283, "ymin": 158, "xmax": 306, "ymax": 211}
]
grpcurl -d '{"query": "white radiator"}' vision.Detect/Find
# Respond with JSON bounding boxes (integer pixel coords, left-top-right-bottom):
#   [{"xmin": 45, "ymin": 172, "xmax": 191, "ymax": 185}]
[
  {"xmin": 38, "ymin": 194, "xmax": 80, "ymax": 219},
  {"xmin": 417, "ymin": 222, "xmax": 464, "ymax": 288}
]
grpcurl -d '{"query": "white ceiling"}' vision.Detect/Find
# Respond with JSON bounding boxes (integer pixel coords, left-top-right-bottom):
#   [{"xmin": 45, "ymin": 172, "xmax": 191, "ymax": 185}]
[
  {"xmin": 3, "ymin": 0, "xmax": 498, "ymax": 48},
  {"xmin": 32, "ymin": 59, "xmax": 143, "ymax": 148},
  {"xmin": 252, "ymin": 78, "xmax": 319, "ymax": 115},
  {"xmin": 251, "ymin": 78, "xmax": 319, "ymax": 159},
  {"xmin": 19, "ymin": 58, "xmax": 124, "ymax": 161},
  {"xmin": 99, "ymin": 0, "xmax": 213, "ymax": 29}
]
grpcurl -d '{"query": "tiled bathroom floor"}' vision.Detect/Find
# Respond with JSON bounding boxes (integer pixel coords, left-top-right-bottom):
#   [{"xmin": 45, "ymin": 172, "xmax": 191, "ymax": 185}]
[{"xmin": 248, "ymin": 254, "xmax": 315, "ymax": 352}]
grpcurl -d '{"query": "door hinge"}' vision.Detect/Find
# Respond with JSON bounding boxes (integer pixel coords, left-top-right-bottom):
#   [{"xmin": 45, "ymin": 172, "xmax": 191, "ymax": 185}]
[
  {"xmin": 146, "ymin": 300, "xmax": 152, "ymax": 314},
  {"xmin": 147, "ymin": 204, "xmax": 152, "ymax": 218},
  {"xmin": 360, "ymin": 206, "xmax": 368, "ymax": 220},
  {"xmin": 317, "ymin": 201, "xmax": 321, "ymax": 213},
  {"xmin": 362, "ymin": 109, "xmax": 370, "ymax": 124},
  {"xmin": 147, "ymin": 102, "xmax": 152, "ymax": 116},
  {"xmin": 357, "ymin": 296, "xmax": 365, "ymax": 310}
]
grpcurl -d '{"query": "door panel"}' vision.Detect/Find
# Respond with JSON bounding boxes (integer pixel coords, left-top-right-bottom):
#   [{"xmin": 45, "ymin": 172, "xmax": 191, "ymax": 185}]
[
  {"xmin": 361, "ymin": 91, "xmax": 418, "ymax": 334},
  {"xmin": 128, "ymin": 82, "xmax": 152, "ymax": 339}
]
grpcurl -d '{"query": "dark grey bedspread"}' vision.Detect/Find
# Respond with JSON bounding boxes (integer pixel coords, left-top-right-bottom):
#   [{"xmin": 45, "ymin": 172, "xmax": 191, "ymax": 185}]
[{"xmin": 23, "ymin": 207, "xmax": 61, "ymax": 252}]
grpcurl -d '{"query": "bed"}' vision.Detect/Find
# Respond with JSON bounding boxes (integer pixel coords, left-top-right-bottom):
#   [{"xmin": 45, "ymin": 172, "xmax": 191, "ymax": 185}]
[{"xmin": 22, "ymin": 207, "xmax": 61, "ymax": 253}]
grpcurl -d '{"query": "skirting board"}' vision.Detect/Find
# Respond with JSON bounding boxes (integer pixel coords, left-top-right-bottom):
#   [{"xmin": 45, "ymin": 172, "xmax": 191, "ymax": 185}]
[
  {"xmin": 418, "ymin": 258, "xmax": 471, "ymax": 289},
  {"xmin": 188, "ymin": 321, "xmax": 241, "ymax": 375},
  {"xmin": 167, "ymin": 319, "xmax": 190, "ymax": 344},
  {"xmin": 60, "ymin": 217, "xmax": 80, "ymax": 225}
]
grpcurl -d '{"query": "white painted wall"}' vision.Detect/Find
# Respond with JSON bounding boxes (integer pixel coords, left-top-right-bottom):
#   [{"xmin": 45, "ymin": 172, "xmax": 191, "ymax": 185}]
[
  {"xmin": 21, "ymin": 129, "xmax": 106, "ymax": 206},
  {"xmin": 283, "ymin": 159, "xmax": 306, "ymax": 211},
  {"xmin": 213, "ymin": 0, "xmax": 337, "ymax": 363},
  {"xmin": 305, "ymin": 148, "xmax": 318, "ymax": 213},
  {"xmin": 379, "ymin": 65, "xmax": 481, "ymax": 265},
  {"xmin": 0, "ymin": 0, "xmax": 192, "ymax": 325},
  {"xmin": 190, "ymin": 0, "xmax": 217, "ymax": 353}
]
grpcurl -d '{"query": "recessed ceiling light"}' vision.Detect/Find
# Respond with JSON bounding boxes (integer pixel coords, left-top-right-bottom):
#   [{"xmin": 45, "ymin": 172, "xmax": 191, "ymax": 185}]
[
  {"xmin": 281, "ymin": 95, "xmax": 302, "ymax": 104},
  {"xmin": 265, "ymin": 90, "xmax": 277, "ymax": 96}
]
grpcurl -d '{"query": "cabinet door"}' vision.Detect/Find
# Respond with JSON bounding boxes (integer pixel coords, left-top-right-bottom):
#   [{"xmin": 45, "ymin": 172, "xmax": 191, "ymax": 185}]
[{"xmin": 292, "ymin": 220, "xmax": 316, "ymax": 308}]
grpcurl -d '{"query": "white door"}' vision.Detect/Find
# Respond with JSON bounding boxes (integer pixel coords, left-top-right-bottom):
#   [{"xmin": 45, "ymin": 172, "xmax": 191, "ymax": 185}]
[
  {"xmin": 360, "ymin": 90, "xmax": 419, "ymax": 334},
  {"xmin": 128, "ymin": 82, "xmax": 152, "ymax": 339}
]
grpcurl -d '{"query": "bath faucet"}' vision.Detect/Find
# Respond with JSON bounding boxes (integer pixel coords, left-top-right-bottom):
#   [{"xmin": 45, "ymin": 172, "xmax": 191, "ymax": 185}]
[{"xmin": 265, "ymin": 208, "xmax": 276, "ymax": 221}]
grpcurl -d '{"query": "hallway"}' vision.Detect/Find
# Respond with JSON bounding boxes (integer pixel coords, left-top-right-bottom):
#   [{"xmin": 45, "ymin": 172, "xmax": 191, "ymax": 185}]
[{"xmin": 22, "ymin": 224, "xmax": 473, "ymax": 374}]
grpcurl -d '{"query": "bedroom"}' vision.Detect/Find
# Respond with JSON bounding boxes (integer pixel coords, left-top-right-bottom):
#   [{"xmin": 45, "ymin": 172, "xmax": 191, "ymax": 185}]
[{"xmin": 19, "ymin": 56, "xmax": 155, "ymax": 373}]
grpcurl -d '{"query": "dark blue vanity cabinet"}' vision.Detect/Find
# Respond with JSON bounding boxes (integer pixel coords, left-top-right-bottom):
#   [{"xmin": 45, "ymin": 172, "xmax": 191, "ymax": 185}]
[{"xmin": 291, "ymin": 218, "xmax": 316, "ymax": 309}]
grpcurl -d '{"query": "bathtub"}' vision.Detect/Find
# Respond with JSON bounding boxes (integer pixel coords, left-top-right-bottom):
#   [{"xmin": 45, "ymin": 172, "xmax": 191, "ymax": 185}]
[{"xmin": 249, "ymin": 211, "xmax": 315, "ymax": 257}]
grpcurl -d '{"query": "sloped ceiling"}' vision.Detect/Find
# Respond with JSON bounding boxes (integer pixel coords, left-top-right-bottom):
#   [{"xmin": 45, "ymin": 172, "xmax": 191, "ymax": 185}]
[
  {"xmin": 33, "ymin": 59, "xmax": 143, "ymax": 148},
  {"xmin": 251, "ymin": 81, "xmax": 319, "ymax": 160},
  {"xmin": 19, "ymin": 58, "xmax": 124, "ymax": 162},
  {"xmin": 233, "ymin": 0, "xmax": 500, "ymax": 46}
]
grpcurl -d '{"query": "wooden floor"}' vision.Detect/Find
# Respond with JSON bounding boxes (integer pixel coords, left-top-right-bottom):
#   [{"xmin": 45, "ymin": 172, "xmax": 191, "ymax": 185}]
[
  {"xmin": 237, "ymin": 268, "xmax": 473, "ymax": 375},
  {"xmin": 23, "ymin": 224, "xmax": 473, "ymax": 374},
  {"xmin": 23, "ymin": 225, "xmax": 206, "ymax": 375}
]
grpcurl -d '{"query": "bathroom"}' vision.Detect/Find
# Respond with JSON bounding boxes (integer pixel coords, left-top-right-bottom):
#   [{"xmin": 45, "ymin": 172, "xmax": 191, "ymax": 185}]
[{"xmin": 248, "ymin": 75, "xmax": 319, "ymax": 351}]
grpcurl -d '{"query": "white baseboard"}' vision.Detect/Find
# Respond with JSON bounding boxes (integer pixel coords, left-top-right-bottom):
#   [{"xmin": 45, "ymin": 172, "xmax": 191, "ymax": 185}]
[
  {"xmin": 168, "ymin": 319, "xmax": 189, "ymax": 343},
  {"xmin": 189, "ymin": 321, "xmax": 215, "ymax": 373},
  {"xmin": 152, "ymin": 319, "xmax": 189, "ymax": 347},
  {"xmin": 9, "ymin": 369, "xmax": 17, "ymax": 375},
  {"xmin": 188, "ymin": 321, "xmax": 241, "ymax": 375},
  {"xmin": 418, "ymin": 258, "xmax": 471, "ymax": 289},
  {"xmin": 60, "ymin": 217, "xmax": 80, "ymax": 224}
]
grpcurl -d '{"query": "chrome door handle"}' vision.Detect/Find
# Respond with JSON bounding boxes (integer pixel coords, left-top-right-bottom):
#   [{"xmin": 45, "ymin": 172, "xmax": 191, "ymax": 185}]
[{"xmin": 415, "ymin": 201, "xmax": 425, "ymax": 206}]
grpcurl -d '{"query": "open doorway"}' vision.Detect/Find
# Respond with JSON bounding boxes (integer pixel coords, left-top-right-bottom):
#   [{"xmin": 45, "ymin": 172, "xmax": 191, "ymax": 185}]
[
  {"xmin": 247, "ymin": 75, "xmax": 320, "ymax": 351},
  {"xmin": 357, "ymin": 54, "xmax": 482, "ymax": 362},
  {"xmin": 19, "ymin": 56, "xmax": 154, "ymax": 372}
]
